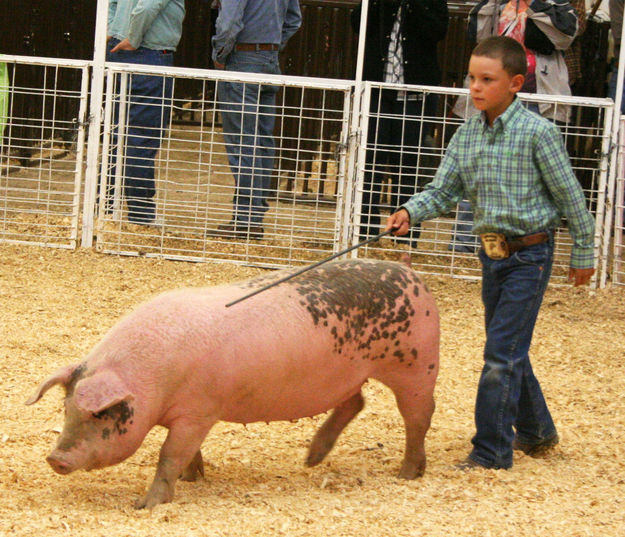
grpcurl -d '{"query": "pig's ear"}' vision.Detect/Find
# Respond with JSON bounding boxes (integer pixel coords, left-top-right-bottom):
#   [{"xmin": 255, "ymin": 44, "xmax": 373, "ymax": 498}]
[
  {"xmin": 73, "ymin": 371, "xmax": 135, "ymax": 414},
  {"xmin": 25, "ymin": 364, "xmax": 79, "ymax": 405}
]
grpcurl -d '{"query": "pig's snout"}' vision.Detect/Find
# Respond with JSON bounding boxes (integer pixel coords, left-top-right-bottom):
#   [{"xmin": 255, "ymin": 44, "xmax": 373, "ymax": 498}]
[{"xmin": 46, "ymin": 452, "xmax": 75, "ymax": 475}]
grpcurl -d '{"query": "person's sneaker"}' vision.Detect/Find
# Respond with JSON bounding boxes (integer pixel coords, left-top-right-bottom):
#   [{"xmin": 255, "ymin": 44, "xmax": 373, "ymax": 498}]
[
  {"xmin": 512, "ymin": 433, "xmax": 559, "ymax": 457},
  {"xmin": 207, "ymin": 222, "xmax": 264, "ymax": 241}
]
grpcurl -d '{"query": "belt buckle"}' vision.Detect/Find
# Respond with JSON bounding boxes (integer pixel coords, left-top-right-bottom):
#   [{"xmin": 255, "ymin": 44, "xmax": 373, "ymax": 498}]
[{"xmin": 480, "ymin": 232, "xmax": 510, "ymax": 260}]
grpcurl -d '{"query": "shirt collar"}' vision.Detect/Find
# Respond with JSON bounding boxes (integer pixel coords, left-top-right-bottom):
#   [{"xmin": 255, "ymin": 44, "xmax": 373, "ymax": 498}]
[{"xmin": 478, "ymin": 97, "xmax": 524, "ymax": 133}]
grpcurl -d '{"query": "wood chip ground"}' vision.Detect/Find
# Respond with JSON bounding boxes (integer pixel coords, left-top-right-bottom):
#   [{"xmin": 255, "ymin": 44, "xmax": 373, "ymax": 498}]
[{"xmin": 1, "ymin": 244, "xmax": 623, "ymax": 536}]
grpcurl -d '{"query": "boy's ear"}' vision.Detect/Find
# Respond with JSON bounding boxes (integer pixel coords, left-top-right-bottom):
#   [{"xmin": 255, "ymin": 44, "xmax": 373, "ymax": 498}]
[{"xmin": 510, "ymin": 73, "xmax": 525, "ymax": 94}]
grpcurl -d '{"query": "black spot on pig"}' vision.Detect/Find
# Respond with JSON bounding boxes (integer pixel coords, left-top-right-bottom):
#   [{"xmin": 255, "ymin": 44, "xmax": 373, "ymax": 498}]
[
  {"xmin": 286, "ymin": 260, "xmax": 425, "ymax": 360},
  {"xmin": 94, "ymin": 401, "xmax": 135, "ymax": 437}
]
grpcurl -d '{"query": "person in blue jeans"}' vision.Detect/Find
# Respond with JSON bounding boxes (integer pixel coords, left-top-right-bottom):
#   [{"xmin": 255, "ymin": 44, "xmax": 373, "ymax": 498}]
[
  {"xmin": 106, "ymin": 0, "xmax": 185, "ymax": 225},
  {"xmin": 209, "ymin": 0, "xmax": 302, "ymax": 240},
  {"xmin": 386, "ymin": 36, "xmax": 595, "ymax": 470}
]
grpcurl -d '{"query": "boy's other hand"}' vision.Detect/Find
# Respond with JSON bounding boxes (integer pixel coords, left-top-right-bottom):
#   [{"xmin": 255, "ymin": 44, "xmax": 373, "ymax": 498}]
[
  {"xmin": 385, "ymin": 208, "xmax": 411, "ymax": 237},
  {"xmin": 568, "ymin": 267, "xmax": 595, "ymax": 287}
]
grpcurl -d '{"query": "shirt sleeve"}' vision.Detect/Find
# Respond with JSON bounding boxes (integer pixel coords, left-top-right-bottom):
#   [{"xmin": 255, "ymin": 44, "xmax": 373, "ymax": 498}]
[
  {"xmin": 108, "ymin": 0, "xmax": 118, "ymax": 30},
  {"xmin": 127, "ymin": 0, "xmax": 171, "ymax": 49},
  {"xmin": 212, "ymin": 0, "xmax": 247, "ymax": 64},
  {"xmin": 402, "ymin": 133, "xmax": 465, "ymax": 225},
  {"xmin": 535, "ymin": 124, "xmax": 596, "ymax": 269},
  {"xmin": 281, "ymin": 0, "xmax": 302, "ymax": 47}
]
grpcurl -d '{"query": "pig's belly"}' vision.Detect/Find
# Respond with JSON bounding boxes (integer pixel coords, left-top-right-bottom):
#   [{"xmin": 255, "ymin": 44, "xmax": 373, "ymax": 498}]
[{"xmin": 218, "ymin": 366, "xmax": 369, "ymax": 424}]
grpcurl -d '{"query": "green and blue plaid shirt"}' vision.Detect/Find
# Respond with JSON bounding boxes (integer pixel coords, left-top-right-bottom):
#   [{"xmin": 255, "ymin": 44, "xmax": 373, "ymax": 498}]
[{"xmin": 403, "ymin": 98, "xmax": 595, "ymax": 269}]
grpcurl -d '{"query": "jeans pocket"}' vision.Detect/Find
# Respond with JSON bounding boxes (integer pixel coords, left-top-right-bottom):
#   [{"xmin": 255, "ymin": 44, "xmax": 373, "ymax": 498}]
[{"xmin": 513, "ymin": 243, "xmax": 550, "ymax": 266}]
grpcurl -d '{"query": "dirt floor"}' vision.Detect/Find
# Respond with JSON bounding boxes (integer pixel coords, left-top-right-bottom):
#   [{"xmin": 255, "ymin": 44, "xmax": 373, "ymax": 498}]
[{"xmin": 1, "ymin": 243, "xmax": 624, "ymax": 537}]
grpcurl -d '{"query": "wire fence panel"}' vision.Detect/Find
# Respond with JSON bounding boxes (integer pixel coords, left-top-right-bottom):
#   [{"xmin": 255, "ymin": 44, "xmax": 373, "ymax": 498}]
[
  {"xmin": 93, "ymin": 65, "xmax": 353, "ymax": 268},
  {"xmin": 351, "ymin": 82, "xmax": 612, "ymax": 285},
  {"xmin": 0, "ymin": 57, "xmax": 89, "ymax": 249}
]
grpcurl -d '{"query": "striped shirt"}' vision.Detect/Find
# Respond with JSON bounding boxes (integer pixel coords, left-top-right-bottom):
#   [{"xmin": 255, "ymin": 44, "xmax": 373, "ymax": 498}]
[{"xmin": 402, "ymin": 98, "xmax": 595, "ymax": 268}]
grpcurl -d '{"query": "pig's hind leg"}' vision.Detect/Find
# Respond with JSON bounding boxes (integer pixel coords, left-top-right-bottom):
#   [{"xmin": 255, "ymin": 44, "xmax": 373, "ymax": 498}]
[
  {"xmin": 306, "ymin": 391, "xmax": 364, "ymax": 467},
  {"xmin": 384, "ymin": 375, "xmax": 435, "ymax": 480},
  {"xmin": 135, "ymin": 417, "xmax": 216, "ymax": 509}
]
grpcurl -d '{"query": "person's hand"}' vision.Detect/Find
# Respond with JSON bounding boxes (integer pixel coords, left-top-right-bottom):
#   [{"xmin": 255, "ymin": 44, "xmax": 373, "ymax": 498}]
[
  {"xmin": 214, "ymin": 61, "xmax": 225, "ymax": 69},
  {"xmin": 110, "ymin": 38, "xmax": 136, "ymax": 53},
  {"xmin": 385, "ymin": 208, "xmax": 411, "ymax": 237},
  {"xmin": 568, "ymin": 267, "xmax": 595, "ymax": 287}
]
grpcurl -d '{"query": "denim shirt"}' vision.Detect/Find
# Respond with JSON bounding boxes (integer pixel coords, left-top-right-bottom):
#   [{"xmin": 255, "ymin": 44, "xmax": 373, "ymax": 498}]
[
  {"xmin": 108, "ymin": 0, "xmax": 185, "ymax": 51},
  {"xmin": 212, "ymin": 0, "xmax": 302, "ymax": 64}
]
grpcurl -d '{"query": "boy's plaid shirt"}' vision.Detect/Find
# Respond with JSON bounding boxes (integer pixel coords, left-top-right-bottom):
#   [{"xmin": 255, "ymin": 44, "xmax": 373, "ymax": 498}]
[{"xmin": 402, "ymin": 97, "xmax": 595, "ymax": 269}]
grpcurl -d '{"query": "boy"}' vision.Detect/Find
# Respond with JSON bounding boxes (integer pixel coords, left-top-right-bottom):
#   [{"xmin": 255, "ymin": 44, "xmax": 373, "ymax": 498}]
[{"xmin": 385, "ymin": 36, "xmax": 595, "ymax": 470}]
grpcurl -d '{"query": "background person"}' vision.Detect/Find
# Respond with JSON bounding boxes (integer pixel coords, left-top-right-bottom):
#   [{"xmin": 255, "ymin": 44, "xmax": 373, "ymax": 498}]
[
  {"xmin": 106, "ymin": 0, "xmax": 185, "ymax": 225},
  {"xmin": 208, "ymin": 0, "xmax": 302, "ymax": 240},
  {"xmin": 351, "ymin": 0, "xmax": 449, "ymax": 247}
]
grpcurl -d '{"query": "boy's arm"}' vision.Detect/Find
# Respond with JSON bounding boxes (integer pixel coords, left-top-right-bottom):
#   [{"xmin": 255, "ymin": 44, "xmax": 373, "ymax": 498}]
[{"xmin": 535, "ymin": 124, "xmax": 595, "ymax": 273}]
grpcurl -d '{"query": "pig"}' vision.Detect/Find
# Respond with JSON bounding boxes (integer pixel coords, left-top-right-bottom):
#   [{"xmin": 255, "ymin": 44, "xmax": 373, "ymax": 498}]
[{"xmin": 26, "ymin": 258, "xmax": 439, "ymax": 509}]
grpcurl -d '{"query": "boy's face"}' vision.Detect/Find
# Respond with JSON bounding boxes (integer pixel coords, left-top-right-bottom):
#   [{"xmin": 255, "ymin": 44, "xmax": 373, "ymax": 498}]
[{"xmin": 468, "ymin": 54, "xmax": 524, "ymax": 123}]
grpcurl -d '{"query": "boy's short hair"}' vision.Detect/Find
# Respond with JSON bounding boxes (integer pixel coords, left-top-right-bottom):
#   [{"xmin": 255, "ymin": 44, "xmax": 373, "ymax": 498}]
[{"xmin": 472, "ymin": 36, "xmax": 527, "ymax": 77}]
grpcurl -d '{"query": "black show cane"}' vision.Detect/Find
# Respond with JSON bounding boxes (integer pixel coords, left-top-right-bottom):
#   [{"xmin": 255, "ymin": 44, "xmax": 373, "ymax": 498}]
[{"xmin": 225, "ymin": 229, "xmax": 394, "ymax": 307}]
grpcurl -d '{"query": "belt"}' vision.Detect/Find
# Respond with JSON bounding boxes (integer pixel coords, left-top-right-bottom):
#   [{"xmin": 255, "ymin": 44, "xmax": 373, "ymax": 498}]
[
  {"xmin": 235, "ymin": 43, "xmax": 280, "ymax": 51},
  {"xmin": 507, "ymin": 231, "xmax": 550, "ymax": 253}
]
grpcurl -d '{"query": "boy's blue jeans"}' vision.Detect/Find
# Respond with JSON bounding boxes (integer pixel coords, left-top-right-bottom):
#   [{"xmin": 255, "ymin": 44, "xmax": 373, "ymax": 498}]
[
  {"xmin": 218, "ymin": 50, "xmax": 280, "ymax": 226},
  {"xmin": 469, "ymin": 236, "xmax": 558, "ymax": 469}
]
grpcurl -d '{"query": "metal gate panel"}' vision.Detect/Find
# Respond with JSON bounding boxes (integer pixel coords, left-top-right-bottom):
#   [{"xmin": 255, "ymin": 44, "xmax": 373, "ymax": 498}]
[
  {"xmin": 0, "ymin": 56, "xmax": 90, "ymax": 249},
  {"xmin": 91, "ymin": 64, "xmax": 353, "ymax": 268}
]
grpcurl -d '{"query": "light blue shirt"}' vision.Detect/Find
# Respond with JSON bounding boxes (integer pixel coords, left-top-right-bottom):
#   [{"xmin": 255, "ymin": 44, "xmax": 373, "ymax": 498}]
[
  {"xmin": 108, "ymin": 0, "xmax": 185, "ymax": 51},
  {"xmin": 212, "ymin": 0, "xmax": 302, "ymax": 64}
]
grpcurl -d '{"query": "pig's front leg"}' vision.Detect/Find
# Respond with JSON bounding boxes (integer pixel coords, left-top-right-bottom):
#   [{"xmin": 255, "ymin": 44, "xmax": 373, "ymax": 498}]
[
  {"xmin": 180, "ymin": 450, "xmax": 204, "ymax": 481},
  {"xmin": 135, "ymin": 419, "xmax": 214, "ymax": 509}
]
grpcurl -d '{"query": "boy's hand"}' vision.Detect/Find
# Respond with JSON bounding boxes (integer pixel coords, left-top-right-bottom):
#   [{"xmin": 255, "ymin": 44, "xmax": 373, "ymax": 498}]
[
  {"xmin": 568, "ymin": 267, "xmax": 595, "ymax": 287},
  {"xmin": 385, "ymin": 208, "xmax": 411, "ymax": 237}
]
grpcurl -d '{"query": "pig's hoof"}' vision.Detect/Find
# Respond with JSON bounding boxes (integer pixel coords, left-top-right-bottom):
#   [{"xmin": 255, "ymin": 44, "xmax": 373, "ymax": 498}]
[
  {"xmin": 306, "ymin": 437, "xmax": 336, "ymax": 467},
  {"xmin": 134, "ymin": 494, "xmax": 169, "ymax": 510},
  {"xmin": 306, "ymin": 444, "xmax": 332, "ymax": 467},
  {"xmin": 180, "ymin": 450, "xmax": 204, "ymax": 482},
  {"xmin": 397, "ymin": 461, "xmax": 425, "ymax": 480},
  {"xmin": 134, "ymin": 483, "xmax": 173, "ymax": 510},
  {"xmin": 305, "ymin": 451, "xmax": 324, "ymax": 467}
]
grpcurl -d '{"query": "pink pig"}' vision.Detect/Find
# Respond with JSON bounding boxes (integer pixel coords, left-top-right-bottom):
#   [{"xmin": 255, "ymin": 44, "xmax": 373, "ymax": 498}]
[{"xmin": 26, "ymin": 259, "xmax": 439, "ymax": 509}]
